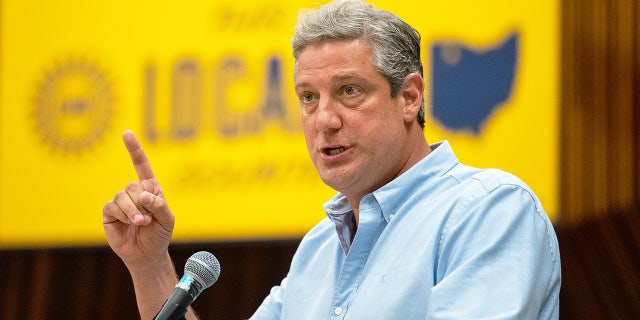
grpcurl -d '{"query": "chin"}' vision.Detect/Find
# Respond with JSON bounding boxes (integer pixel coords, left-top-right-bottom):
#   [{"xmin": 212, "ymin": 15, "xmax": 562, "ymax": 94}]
[{"xmin": 319, "ymin": 174, "xmax": 345, "ymax": 191}]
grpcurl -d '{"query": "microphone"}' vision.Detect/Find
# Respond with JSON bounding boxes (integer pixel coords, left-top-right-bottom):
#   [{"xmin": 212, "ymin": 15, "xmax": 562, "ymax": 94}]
[{"xmin": 153, "ymin": 251, "xmax": 221, "ymax": 320}]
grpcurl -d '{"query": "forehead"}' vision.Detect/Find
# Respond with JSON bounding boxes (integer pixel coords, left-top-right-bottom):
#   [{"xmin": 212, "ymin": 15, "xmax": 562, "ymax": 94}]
[{"xmin": 295, "ymin": 39, "xmax": 379, "ymax": 85}]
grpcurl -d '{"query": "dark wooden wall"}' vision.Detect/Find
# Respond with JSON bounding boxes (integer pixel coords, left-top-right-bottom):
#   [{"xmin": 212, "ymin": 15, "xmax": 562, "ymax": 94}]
[
  {"xmin": 1, "ymin": 0, "xmax": 639, "ymax": 318},
  {"xmin": 0, "ymin": 240, "xmax": 300, "ymax": 320},
  {"xmin": 560, "ymin": 0, "xmax": 639, "ymax": 224},
  {"xmin": 556, "ymin": 0, "xmax": 640, "ymax": 318}
]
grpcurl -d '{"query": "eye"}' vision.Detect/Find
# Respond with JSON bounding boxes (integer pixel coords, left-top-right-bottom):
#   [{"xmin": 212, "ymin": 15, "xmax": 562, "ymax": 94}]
[
  {"xmin": 298, "ymin": 91, "xmax": 318, "ymax": 113},
  {"xmin": 342, "ymin": 85, "xmax": 360, "ymax": 96},
  {"xmin": 298, "ymin": 92, "xmax": 314, "ymax": 103}
]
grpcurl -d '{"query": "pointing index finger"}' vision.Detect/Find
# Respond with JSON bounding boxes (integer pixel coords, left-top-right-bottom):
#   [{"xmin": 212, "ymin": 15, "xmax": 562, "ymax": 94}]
[{"xmin": 122, "ymin": 130, "xmax": 156, "ymax": 183}]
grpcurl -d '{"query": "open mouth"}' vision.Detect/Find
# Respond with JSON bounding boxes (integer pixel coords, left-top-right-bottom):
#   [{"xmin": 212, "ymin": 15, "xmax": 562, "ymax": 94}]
[{"xmin": 323, "ymin": 146, "xmax": 347, "ymax": 156}]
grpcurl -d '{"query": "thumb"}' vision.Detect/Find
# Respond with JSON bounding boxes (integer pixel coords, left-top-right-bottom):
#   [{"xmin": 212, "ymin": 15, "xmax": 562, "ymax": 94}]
[{"xmin": 140, "ymin": 191, "xmax": 175, "ymax": 228}]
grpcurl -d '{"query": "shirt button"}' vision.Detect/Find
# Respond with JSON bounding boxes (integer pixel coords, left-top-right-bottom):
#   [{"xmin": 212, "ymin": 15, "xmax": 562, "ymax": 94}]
[{"xmin": 334, "ymin": 307, "xmax": 343, "ymax": 315}]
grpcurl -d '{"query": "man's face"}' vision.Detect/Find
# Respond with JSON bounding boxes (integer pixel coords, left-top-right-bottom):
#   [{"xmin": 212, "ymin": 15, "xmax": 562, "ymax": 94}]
[{"xmin": 295, "ymin": 39, "xmax": 414, "ymax": 202}]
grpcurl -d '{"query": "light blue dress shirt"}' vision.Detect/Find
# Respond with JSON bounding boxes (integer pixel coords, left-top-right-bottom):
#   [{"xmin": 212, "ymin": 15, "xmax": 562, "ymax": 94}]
[{"xmin": 251, "ymin": 141, "xmax": 561, "ymax": 319}]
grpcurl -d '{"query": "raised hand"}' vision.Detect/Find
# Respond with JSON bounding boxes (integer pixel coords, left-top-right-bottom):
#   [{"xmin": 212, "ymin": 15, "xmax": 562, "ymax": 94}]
[{"xmin": 102, "ymin": 130, "xmax": 175, "ymax": 267}]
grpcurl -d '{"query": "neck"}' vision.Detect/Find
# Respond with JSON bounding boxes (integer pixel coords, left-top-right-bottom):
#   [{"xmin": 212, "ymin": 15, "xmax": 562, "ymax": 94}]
[
  {"xmin": 352, "ymin": 206, "xmax": 360, "ymax": 225},
  {"xmin": 346, "ymin": 139, "xmax": 431, "ymax": 227}
]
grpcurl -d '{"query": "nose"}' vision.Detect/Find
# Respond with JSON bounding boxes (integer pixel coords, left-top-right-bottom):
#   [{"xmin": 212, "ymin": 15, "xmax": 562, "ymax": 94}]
[{"xmin": 315, "ymin": 98, "xmax": 342, "ymax": 132}]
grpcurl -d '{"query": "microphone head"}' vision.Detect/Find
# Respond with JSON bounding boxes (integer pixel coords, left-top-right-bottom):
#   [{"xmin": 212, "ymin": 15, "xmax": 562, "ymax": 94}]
[{"xmin": 185, "ymin": 251, "xmax": 221, "ymax": 289}]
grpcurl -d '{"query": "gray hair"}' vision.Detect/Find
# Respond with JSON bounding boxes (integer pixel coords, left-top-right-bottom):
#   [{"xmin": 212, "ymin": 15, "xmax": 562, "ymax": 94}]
[{"xmin": 292, "ymin": 0, "xmax": 425, "ymax": 128}]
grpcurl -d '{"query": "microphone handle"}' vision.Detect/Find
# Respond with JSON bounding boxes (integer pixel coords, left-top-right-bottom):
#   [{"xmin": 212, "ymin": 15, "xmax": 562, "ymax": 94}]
[{"xmin": 153, "ymin": 287, "xmax": 193, "ymax": 320}]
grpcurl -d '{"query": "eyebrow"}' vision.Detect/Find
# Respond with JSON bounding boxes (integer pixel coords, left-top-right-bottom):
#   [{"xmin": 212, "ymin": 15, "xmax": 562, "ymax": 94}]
[
  {"xmin": 294, "ymin": 82, "xmax": 312, "ymax": 91},
  {"xmin": 333, "ymin": 73, "xmax": 369, "ymax": 83},
  {"xmin": 294, "ymin": 73, "xmax": 370, "ymax": 90}
]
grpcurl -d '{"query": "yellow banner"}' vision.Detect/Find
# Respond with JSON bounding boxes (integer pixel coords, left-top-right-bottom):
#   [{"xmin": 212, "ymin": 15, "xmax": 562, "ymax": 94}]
[{"xmin": 0, "ymin": 0, "xmax": 558, "ymax": 247}]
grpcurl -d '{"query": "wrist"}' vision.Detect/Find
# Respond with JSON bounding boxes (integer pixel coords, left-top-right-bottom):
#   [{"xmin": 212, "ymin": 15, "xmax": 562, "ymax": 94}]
[
  {"xmin": 127, "ymin": 253, "xmax": 179, "ymax": 319},
  {"xmin": 127, "ymin": 251, "xmax": 175, "ymax": 278}
]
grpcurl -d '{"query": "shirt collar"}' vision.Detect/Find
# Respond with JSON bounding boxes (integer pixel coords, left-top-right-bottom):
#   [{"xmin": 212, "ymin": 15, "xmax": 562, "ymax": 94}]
[
  {"xmin": 371, "ymin": 140, "xmax": 459, "ymax": 222},
  {"xmin": 323, "ymin": 140, "xmax": 460, "ymax": 248}
]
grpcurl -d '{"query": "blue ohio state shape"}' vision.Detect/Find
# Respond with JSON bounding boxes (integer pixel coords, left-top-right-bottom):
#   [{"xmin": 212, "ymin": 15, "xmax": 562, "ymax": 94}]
[{"xmin": 431, "ymin": 32, "xmax": 518, "ymax": 134}]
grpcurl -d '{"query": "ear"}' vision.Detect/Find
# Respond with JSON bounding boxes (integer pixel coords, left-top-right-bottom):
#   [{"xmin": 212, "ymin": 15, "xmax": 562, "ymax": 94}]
[{"xmin": 401, "ymin": 73, "xmax": 425, "ymax": 123}]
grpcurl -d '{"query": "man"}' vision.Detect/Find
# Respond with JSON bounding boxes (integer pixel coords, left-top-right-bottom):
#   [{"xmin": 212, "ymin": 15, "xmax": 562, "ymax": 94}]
[{"xmin": 103, "ymin": 0, "xmax": 561, "ymax": 319}]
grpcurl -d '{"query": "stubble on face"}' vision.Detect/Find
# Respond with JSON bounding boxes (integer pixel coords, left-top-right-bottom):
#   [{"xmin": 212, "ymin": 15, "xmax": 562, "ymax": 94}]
[{"xmin": 296, "ymin": 39, "xmax": 411, "ymax": 204}]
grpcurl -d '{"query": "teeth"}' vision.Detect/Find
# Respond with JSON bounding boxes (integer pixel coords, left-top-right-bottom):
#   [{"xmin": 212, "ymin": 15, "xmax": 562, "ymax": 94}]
[{"xmin": 326, "ymin": 147, "xmax": 345, "ymax": 156}]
